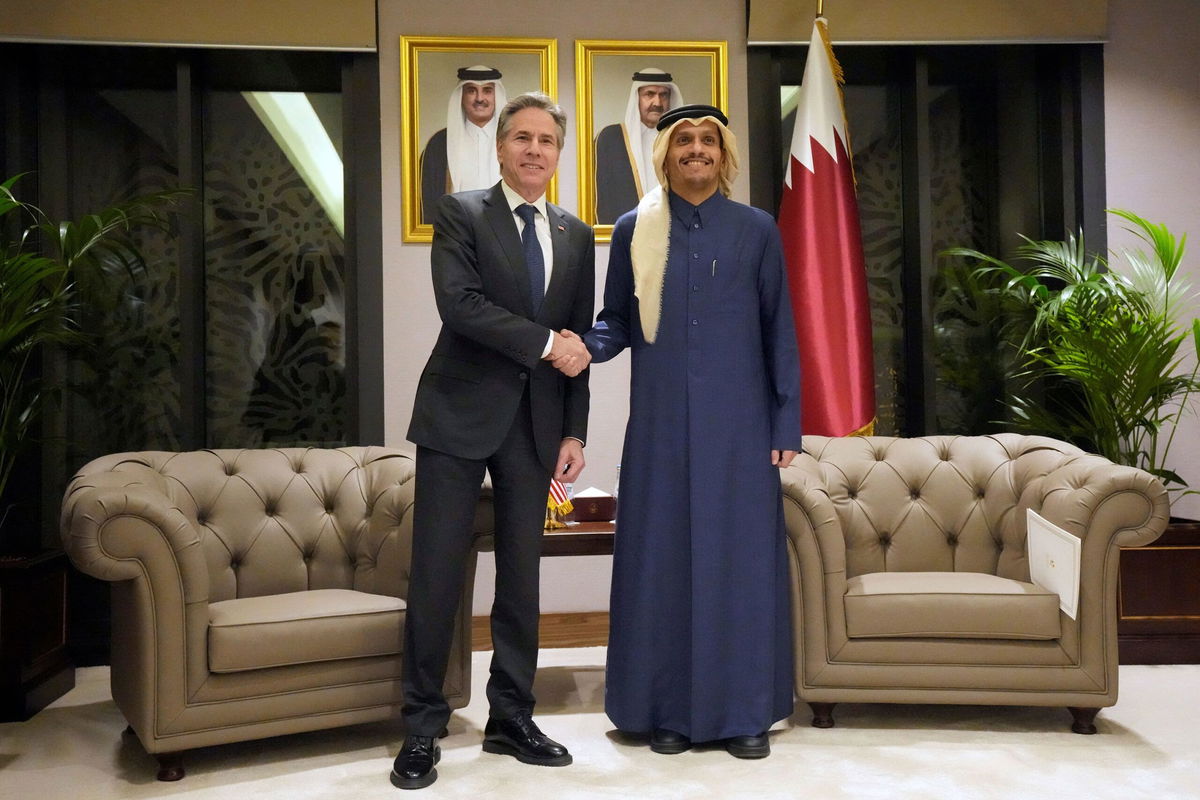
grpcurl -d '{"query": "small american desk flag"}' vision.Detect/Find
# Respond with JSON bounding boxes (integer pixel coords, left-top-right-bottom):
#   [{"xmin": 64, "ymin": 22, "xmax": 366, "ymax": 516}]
[{"xmin": 547, "ymin": 478, "xmax": 573, "ymax": 515}]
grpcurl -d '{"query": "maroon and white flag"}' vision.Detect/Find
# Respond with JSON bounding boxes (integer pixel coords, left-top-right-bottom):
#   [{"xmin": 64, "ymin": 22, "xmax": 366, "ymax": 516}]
[{"xmin": 778, "ymin": 17, "xmax": 875, "ymax": 436}]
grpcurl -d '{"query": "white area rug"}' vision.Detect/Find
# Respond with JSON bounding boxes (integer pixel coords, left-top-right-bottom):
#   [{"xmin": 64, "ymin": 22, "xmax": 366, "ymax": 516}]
[{"xmin": 2, "ymin": 648, "xmax": 1198, "ymax": 800}]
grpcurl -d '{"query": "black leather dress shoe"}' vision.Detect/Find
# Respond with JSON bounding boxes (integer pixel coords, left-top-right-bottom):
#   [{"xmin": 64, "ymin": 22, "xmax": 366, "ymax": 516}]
[
  {"xmin": 390, "ymin": 734, "xmax": 440, "ymax": 789},
  {"xmin": 482, "ymin": 712, "xmax": 572, "ymax": 766},
  {"xmin": 726, "ymin": 733, "xmax": 770, "ymax": 759},
  {"xmin": 650, "ymin": 728, "xmax": 692, "ymax": 755}
]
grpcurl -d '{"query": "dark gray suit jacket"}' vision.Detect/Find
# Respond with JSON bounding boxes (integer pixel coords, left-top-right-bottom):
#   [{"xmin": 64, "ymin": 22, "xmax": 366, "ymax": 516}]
[{"xmin": 407, "ymin": 182, "xmax": 595, "ymax": 473}]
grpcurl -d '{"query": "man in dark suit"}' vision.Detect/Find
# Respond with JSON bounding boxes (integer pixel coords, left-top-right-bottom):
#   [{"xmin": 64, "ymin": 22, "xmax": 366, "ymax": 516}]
[{"xmin": 392, "ymin": 92, "xmax": 594, "ymax": 791}]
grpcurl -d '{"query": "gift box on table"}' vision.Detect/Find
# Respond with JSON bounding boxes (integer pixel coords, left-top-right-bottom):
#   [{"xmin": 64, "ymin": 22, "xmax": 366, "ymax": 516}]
[{"xmin": 567, "ymin": 487, "xmax": 616, "ymax": 522}]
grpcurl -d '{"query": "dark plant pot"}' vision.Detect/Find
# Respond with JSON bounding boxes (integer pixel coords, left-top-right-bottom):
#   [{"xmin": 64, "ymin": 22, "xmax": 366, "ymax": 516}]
[
  {"xmin": 0, "ymin": 549, "xmax": 75, "ymax": 720},
  {"xmin": 1118, "ymin": 517, "xmax": 1200, "ymax": 664}
]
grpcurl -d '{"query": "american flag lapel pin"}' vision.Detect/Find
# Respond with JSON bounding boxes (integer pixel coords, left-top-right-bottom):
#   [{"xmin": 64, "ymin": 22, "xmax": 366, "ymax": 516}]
[{"xmin": 557, "ymin": 224, "xmax": 566, "ymax": 231}]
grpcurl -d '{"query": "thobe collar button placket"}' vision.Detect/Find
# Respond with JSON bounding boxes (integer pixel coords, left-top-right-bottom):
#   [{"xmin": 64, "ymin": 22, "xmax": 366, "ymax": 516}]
[{"xmin": 685, "ymin": 207, "xmax": 705, "ymax": 329}]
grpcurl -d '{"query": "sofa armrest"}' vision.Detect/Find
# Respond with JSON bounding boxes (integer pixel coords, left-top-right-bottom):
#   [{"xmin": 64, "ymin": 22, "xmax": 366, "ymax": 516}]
[
  {"xmin": 61, "ymin": 475, "xmax": 209, "ymax": 603},
  {"xmin": 1020, "ymin": 453, "xmax": 1169, "ymax": 561},
  {"xmin": 60, "ymin": 474, "xmax": 213, "ymax": 724},
  {"xmin": 780, "ymin": 456, "xmax": 848, "ymax": 578},
  {"xmin": 1017, "ymin": 453, "xmax": 1169, "ymax": 661},
  {"xmin": 350, "ymin": 449, "xmax": 416, "ymax": 597},
  {"xmin": 779, "ymin": 456, "xmax": 852, "ymax": 670},
  {"xmin": 355, "ymin": 464, "xmax": 495, "ymax": 596}
]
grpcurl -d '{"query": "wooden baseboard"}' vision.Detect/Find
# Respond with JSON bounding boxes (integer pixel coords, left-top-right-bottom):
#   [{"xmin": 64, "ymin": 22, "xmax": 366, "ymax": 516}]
[
  {"xmin": 471, "ymin": 612, "xmax": 609, "ymax": 651},
  {"xmin": 1119, "ymin": 634, "xmax": 1200, "ymax": 664}
]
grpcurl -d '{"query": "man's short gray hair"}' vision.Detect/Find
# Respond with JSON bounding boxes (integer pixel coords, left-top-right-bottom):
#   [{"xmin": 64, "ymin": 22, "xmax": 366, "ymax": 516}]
[{"xmin": 497, "ymin": 92, "xmax": 567, "ymax": 149}]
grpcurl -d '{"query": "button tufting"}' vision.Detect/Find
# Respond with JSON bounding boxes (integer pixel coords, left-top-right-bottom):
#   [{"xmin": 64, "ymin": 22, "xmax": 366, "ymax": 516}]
[{"xmin": 909, "ymin": 488, "xmax": 920, "ymax": 500}]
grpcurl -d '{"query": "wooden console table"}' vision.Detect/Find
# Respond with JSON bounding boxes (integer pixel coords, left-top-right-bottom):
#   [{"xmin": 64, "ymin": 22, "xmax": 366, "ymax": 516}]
[
  {"xmin": 541, "ymin": 520, "xmax": 615, "ymax": 557},
  {"xmin": 1119, "ymin": 518, "xmax": 1200, "ymax": 664}
]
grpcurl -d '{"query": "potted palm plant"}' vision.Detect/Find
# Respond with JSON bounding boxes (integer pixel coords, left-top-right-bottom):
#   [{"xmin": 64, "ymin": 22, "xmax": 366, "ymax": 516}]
[
  {"xmin": 943, "ymin": 209, "xmax": 1199, "ymax": 663},
  {"xmin": 944, "ymin": 209, "xmax": 1198, "ymax": 497},
  {"xmin": 1, "ymin": 174, "xmax": 180, "ymax": 551},
  {"xmin": 0, "ymin": 173, "xmax": 179, "ymax": 718}
]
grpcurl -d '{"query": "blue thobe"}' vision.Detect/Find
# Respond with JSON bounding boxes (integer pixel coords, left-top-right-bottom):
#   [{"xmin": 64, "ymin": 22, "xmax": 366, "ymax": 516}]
[{"xmin": 585, "ymin": 190, "xmax": 801, "ymax": 741}]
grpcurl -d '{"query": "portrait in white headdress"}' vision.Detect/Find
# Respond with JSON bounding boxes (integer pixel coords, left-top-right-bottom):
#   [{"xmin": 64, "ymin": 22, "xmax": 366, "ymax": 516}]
[
  {"xmin": 593, "ymin": 68, "xmax": 684, "ymax": 224},
  {"xmin": 419, "ymin": 65, "xmax": 509, "ymax": 222}
]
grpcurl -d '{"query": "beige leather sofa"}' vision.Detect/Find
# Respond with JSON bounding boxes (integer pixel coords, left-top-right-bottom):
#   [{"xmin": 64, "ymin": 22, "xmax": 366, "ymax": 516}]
[
  {"xmin": 60, "ymin": 447, "xmax": 492, "ymax": 780},
  {"xmin": 781, "ymin": 434, "xmax": 1168, "ymax": 733}
]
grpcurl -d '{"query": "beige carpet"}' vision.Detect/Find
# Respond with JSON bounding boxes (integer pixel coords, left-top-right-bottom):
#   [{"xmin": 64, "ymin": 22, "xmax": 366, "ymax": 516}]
[{"xmin": 2, "ymin": 648, "xmax": 1198, "ymax": 800}]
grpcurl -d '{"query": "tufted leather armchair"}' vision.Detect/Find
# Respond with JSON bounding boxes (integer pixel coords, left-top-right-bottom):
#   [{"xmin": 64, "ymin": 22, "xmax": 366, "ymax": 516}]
[
  {"xmin": 781, "ymin": 434, "xmax": 1168, "ymax": 733},
  {"xmin": 60, "ymin": 447, "xmax": 493, "ymax": 780}
]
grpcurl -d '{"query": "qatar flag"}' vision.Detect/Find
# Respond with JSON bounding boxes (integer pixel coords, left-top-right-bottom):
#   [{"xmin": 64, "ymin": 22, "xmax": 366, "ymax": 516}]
[{"xmin": 778, "ymin": 17, "xmax": 875, "ymax": 436}]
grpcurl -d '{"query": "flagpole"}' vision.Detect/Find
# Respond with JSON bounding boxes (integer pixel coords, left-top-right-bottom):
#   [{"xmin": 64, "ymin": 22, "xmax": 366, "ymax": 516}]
[{"xmin": 816, "ymin": 0, "xmax": 824, "ymax": 19}]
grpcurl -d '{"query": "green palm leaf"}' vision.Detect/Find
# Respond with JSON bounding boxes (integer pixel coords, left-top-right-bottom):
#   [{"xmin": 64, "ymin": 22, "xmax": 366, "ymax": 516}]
[
  {"xmin": 1, "ymin": 174, "xmax": 184, "ymax": 515},
  {"xmin": 941, "ymin": 209, "xmax": 1196, "ymax": 500}
]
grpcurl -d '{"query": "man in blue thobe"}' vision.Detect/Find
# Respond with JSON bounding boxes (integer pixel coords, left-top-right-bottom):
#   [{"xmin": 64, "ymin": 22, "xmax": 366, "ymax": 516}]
[{"xmin": 584, "ymin": 104, "xmax": 801, "ymax": 759}]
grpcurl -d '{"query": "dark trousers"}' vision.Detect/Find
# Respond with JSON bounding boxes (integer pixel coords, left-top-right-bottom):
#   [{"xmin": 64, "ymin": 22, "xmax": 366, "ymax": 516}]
[{"xmin": 401, "ymin": 394, "xmax": 549, "ymax": 736}]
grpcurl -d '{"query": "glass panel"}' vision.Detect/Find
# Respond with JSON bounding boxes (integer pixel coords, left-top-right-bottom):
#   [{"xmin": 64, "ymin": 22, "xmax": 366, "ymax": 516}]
[
  {"xmin": 782, "ymin": 83, "xmax": 905, "ymax": 435},
  {"xmin": 203, "ymin": 90, "xmax": 346, "ymax": 448},
  {"xmin": 926, "ymin": 82, "xmax": 1004, "ymax": 434},
  {"xmin": 61, "ymin": 85, "xmax": 183, "ymax": 461}
]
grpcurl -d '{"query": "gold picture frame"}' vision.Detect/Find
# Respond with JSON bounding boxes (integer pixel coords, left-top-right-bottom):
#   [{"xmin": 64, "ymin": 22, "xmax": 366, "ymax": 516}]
[
  {"xmin": 575, "ymin": 40, "xmax": 727, "ymax": 242},
  {"xmin": 400, "ymin": 36, "xmax": 558, "ymax": 243}
]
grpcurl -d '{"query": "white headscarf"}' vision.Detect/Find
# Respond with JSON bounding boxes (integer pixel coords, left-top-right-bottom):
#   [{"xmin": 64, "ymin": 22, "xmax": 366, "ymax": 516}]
[
  {"xmin": 622, "ymin": 69, "xmax": 684, "ymax": 196},
  {"xmin": 445, "ymin": 65, "xmax": 508, "ymax": 192},
  {"xmin": 630, "ymin": 111, "xmax": 739, "ymax": 344}
]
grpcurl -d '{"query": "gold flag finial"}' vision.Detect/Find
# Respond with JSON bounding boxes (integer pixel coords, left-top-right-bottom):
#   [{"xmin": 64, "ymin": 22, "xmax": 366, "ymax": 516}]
[{"xmin": 816, "ymin": 0, "xmax": 824, "ymax": 18}]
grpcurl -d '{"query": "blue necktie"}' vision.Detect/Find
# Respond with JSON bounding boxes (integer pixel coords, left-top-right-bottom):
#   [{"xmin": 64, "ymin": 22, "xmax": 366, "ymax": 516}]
[{"xmin": 515, "ymin": 203, "xmax": 545, "ymax": 316}]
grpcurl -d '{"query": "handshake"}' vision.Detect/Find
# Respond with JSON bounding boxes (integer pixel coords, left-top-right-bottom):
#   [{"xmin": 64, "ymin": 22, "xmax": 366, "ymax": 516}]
[{"xmin": 543, "ymin": 329, "xmax": 591, "ymax": 377}]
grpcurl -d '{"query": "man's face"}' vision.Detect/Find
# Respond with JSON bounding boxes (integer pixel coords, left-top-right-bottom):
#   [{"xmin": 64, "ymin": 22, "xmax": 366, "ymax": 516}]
[
  {"xmin": 637, "ymin": 85, "xmax": 672, "ymax": 129},
  {"xmin": 663, "ymin": 120, "xmax": 724, "ymax": 197},
  {"xmin": 496, "ymin": 107, "xmax": 561, "ymax": 202},
  {"xmin": 461, "ymin": 82, "xmax": 496, "ymax": 127}
]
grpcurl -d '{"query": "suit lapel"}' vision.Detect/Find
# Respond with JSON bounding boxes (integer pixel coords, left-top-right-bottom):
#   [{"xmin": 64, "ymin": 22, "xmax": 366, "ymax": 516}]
[
  {"xmin": 543, "ymin": 204, "xmax": 573, "ymax": 318},
  {"xmin": 483, "ymin": 183, "xmax": 534, "ymax": 317}
]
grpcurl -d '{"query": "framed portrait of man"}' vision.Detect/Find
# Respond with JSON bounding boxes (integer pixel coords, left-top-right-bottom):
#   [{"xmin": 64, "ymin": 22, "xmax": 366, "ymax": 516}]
[
  {"xmin": 400, "ymin": 36, "xmax": 557, "ymax": 243},
  {"xmin": 575, "ymin": 40, "xmax": 727, "ymax": 241}
]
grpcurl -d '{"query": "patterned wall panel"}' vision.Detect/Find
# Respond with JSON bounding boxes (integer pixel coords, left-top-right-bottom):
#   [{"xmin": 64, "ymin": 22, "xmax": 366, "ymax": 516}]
[{"xmin": 203, "ymin": 91, "xmax": 346, "ymax": 448}]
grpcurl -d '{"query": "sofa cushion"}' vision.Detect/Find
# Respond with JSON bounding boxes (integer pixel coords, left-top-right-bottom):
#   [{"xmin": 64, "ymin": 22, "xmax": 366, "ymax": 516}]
[
  {"xmin": 844, "ymin": 572, "xmax": 1061, "ymax": 640},
  {"xmin": 209, "ymin": 589, "xmax": 405, "ymax": 673}
]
